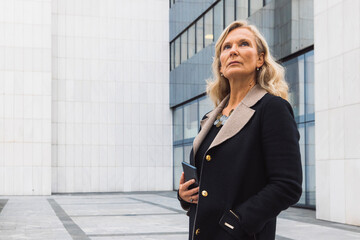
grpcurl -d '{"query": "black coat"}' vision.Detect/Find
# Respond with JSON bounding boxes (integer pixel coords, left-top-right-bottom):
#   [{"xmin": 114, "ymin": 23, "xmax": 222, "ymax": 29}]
[{"xmin": 178, "ymin": 84, "xmax": 303, "ymax": 240}]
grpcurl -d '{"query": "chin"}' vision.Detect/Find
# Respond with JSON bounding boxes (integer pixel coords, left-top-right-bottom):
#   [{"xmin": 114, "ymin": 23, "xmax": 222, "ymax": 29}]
[{"xmin": 225, "ymin": 71, "xmax": 253, "ymax": 80}]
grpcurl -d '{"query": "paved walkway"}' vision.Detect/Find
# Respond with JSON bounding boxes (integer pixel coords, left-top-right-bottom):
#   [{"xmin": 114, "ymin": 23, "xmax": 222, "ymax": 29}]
[{"xmin": 0, "ymin": 191, "xmax": 360, "ymax": 239}]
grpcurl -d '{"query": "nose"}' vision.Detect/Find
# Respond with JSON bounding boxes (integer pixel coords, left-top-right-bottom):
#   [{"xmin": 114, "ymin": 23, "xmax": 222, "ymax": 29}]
[{"xmin": 229, "ymin": 44, "xmax": 239, "ymax": 56}]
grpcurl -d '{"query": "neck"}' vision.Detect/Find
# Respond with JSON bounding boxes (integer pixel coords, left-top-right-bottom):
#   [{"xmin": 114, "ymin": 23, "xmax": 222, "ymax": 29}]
[{"xmin": 227, "ymin": 75, "xmax": 256, "ymax": 109}]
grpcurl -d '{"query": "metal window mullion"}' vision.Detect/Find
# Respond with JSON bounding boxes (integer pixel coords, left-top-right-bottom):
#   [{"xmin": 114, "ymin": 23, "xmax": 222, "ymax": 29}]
[
  {"xmin": 169, "ymin": 43, "xmax": 171, "ymax": 71},
  {"xmin": 233, "ymin": 0, "xmax": 236, "ymax": 21},
  {"xmin": 234, "ymin": 0, "xmax": 237, "ymax": 20},
  {"xmin": 223, "ymin": 0, "xmax": 225, "ymax": 29},
  {"xmin": 195, "ymin": 22, "xmax": 197, "ymax": 53},
  {"xmin": 182, "ymin": 106, "xmax": 185, "ymax": 162},
  {"xmin": 203, "ymin": 16, "xmax": 205, "ymax": 48},
  {"xmin": 180, "ymin": 35, "xmax": 182, "ymax": 63},
  {"xmin": 212, "ymin": 8, "xmax": 215, "ymax": 42},
  {"xmin": 185, "ymin": 31, "xmax": 188, "ymax": 60}
]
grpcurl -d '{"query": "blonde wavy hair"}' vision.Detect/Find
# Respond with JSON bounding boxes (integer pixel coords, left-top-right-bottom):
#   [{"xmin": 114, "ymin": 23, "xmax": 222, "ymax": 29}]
[{"xmin": 207, "ymin": 20, "xmax": 288, "ymax": 106}]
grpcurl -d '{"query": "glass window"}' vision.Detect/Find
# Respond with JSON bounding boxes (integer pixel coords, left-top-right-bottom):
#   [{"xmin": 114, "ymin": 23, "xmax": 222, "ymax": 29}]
[
  {"xmin": 184, "ymin": 102, "xmax": 198, "ymax": 139},
  {"xmin": 214, "ymin": 0, "xmax": 224, "ymax": 41},
  {"xmin": 181, "ymin": 31, "xmax": 188, "ymax": 63},
  {"xmin": 184, "ymin": 144, "xmax": 193, "ymax": 164},
  {"xmin": 199, "ymin": 96, "xmax": 213, "ymax": 120},
  {"xmin": 225, "ymin": 0, "xmax": 235, "ymax": 27},
  {"xmin": 282, "ymin": 50, "xmax": 315, "ymax": 208},
  {"xmin": 175, "ymin": 38, "xmax": 180, "ymax": 68},
  {"xmin": 249, "ymin": 0, "xmax": 263, "ymax": 15},
  {"xmin": 284, "ymin": 55, "xmax": 305, "ymax": 123},
  {"xmin": 297, "ymin": 123, "xmax": 306, "ymax": 205},
  {"xmin": 305, "ymin": 51, "xmax": 314, "ymax": 121},
  {"xmin": 236, "ymin": 0, "xmax": 247, "ymax": 20},
  {"xmin": 170, "ymin": 42, "xmax": 175, "ymax": 71},
  {"xmin": 305, "ymin": 121, "xmax": 315, "ymax": 206},
  {"xmin": 188, "ymin": 25, "xmax": 195, "ymax": 59},
  {"xmin": 173, "ymin": 146, "xmax": 183, "ymax": 189},
  {"xmin": 173, "ymin": 107, "xmax": 183, "ymax": 142},
  {"xmin": 196, "ymin": 17, "xmax": 204, "ymax": 53},
  {"xmin": 204, "ymin": 10, "xmax": 213, "ymax": 47}
]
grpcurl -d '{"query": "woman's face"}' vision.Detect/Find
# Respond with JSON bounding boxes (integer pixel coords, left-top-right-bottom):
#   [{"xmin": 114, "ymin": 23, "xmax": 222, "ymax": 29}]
[{"xmin": 219, "ymin": 27, "xmax": 263, "ymax": 81}]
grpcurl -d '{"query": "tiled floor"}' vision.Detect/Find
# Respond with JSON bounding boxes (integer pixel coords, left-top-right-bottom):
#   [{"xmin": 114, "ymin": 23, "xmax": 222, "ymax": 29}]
[{"xmin": 0, "ymin": 191, "xmax": 359, "ymax": 240}]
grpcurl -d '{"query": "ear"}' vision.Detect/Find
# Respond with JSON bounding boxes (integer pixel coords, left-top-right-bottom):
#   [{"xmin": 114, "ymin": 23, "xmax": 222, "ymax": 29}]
[{"xmin": 257, "ymin": 52, "xmax": 264, "ymax": 68}]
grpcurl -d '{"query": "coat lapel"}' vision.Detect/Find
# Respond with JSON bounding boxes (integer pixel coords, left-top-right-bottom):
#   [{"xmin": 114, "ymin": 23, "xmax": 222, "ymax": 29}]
[
  {"xmin": 193, "ymin": 95, "xmax": 229, "ymax": 160},
  {"xmin": 208, "ymin": 84, "xmax": 267, "ymax": 150}
]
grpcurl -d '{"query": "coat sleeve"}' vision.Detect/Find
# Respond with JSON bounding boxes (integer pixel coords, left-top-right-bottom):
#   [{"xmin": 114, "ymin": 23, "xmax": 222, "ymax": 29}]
[{"xmin": 225, "ymin": 96, "xmax": 303, "ymax": 236}]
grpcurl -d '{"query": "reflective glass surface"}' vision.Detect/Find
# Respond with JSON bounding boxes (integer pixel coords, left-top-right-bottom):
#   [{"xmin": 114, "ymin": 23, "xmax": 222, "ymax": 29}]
[
  {"xmin": 284, "ymin": 50, "xmax": 315, "ymax": 207},
  {"xmin": 284, "ymin": 55, "xmax": 305, "ymax": 123},
  {"xmin": 181, "ymin": 31, "xmax": 188, "ymax": 63},
  {"xmin": 184, "ymin": 144, "xmax": 193, "ymax": 164},
  {"xmin": 188, "ymin": 25, "xmax": 196, "ymax": 59},
  {"xmin": 173, "ymin": 146, "xmax": 183, "ymax": 190},
  {"xmin": 236, "ymin": 0, "xmax": 247, "ymax": 20},
  {"xmin": 214, "ymin": 0, "xmax": 224, "ymax": 41},
  {"xmin": 199, "ymin": 96, "xmax": 213, "ymax": 120},
  {"xmin": 170, "ymin": 42, "xmax": 175, "ymax": 70},
  {"xmin": 225, "ymin": 0, "xmax": 235, "ymax": 27},
  {"xmin": 204, "ymin": 10, "xmax": 214, "ymax": 47},
  {"xmin": 184, "ymin": 102, "xmax": 198, "ymax": 139},
  {"xmin": 196, "ymin": 18, "xmax": 204, "ymax": 52},
  {"xmin": 305, "ymin": 121, "xmax": 315, "ymax": 206},
  {"xmin": 297, "ymin": 123, "xmax": 306, "ymax": 205},
  {"xmin": 173, "ymin": 107, "xmax": 183, "ymax": 142},
  {"xmin": 250, "ymin": 0, "xmax": 263, "ymax": 15},
  {"xmin": 305, "ymin": 51, "xmax": 314, "ymax": 121},
  {"xmin": 175, "ymin": 38, "xmax": 180, "ymax": 68}
]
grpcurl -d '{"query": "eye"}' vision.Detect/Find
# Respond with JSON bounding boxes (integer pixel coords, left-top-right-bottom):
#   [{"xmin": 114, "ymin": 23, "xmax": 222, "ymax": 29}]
[
  {"xmin": 239, "ymin": 41, "xmax": 249, "ymax": 47},
  {"xmin": 223, "ymin": 44, "xmax": 231, "ymax": 50}
]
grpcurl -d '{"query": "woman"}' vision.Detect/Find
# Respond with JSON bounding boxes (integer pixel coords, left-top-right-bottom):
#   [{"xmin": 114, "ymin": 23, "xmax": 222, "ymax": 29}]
[{"xmin": 177, "ymin": 20, "xmax": 303, "ymax": 240}]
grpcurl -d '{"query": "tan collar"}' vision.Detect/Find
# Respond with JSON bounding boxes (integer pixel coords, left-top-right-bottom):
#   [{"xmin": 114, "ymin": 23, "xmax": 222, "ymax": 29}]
[{"xmin": 193, "ymin": 84, "xmax": 268, "ymax": 161}]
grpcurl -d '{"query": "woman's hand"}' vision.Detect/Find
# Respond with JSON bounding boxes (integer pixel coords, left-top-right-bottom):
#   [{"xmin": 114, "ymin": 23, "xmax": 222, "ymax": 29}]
[{"xmin": 179, "ymin": 172, "xmax": 199, "ymax": 204}]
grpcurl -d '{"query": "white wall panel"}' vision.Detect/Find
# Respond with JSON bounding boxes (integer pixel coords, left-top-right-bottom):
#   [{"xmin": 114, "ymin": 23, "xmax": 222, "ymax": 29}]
[
  {"xmin": 315, "ymin": 0, "xmax": 360, "ymax": 226},
  {"xmin": 0, "ymin": 0, "xmax": 52, "ymax": 195},
  {"xmin": 51, "ymin": 0, "xmax": 171, "ymax": 193}
]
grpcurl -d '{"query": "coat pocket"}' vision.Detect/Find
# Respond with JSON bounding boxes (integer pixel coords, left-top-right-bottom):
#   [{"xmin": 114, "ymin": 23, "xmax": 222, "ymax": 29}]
[{"xmin": 219, "ymin": 210, "xmax": 248, "ymax": 240}]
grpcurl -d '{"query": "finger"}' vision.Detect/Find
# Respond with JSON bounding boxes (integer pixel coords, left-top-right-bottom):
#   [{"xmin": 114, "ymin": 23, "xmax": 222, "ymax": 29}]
[
  {"xmin": 191, "ymin": 194, "xmax": 199, "ymax": 202},
  {"xmin": 179, "ymin": 172, "xmax": 185, "ymax": 184},
  {"xmin": 188, "ymin": 187, "xmax": 199, "ymax": 196},
  {"xmin": 183, "ymin": 179, "xmax": 196, "ymax": 189}
]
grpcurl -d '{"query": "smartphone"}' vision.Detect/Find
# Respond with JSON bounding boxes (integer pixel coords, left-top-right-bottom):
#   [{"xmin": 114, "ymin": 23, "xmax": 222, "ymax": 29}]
[{"xmin": 182, "ymin": 162, "xmax": 199, "ymax": 189}]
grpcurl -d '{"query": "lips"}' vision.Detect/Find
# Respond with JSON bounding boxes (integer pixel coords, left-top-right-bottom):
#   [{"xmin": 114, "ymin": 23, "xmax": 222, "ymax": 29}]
[{"xmin": 228, "ymin": 61, "xmax": 241, "ymax": 66}]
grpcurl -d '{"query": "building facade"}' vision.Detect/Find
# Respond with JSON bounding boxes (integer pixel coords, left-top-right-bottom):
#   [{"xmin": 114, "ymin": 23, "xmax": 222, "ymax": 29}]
[{"xmin": 170, "ymin": 0, "xmax": 360, "ymax": 226}]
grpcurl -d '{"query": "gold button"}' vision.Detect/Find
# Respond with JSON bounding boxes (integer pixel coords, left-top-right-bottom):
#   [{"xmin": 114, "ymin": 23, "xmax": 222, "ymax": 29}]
[
  {"xmin": 195, "ymin": 228, "xmax": 200, "ymax": 235},
  {"xmin": 205, "ymin": 155, "xmax": 211, "ymax": 161},
  {"xmin": 202, "ymin": 190, "xmax": 208, "ymax": 197}
]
